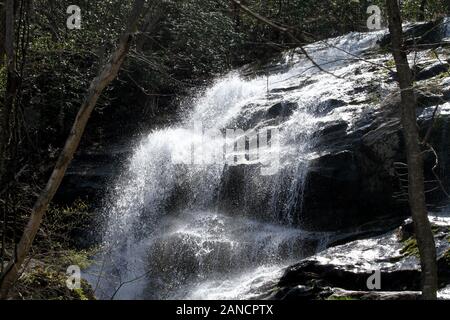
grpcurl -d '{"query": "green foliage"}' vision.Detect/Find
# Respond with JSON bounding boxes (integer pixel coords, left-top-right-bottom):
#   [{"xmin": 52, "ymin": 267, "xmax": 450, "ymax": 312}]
[
  {"xmin": 20, "ymin": 1, "xmax": 134, "ymax": 149},
  {"xmin": 369, "ymin": 0, "xmax": 448, "ymax": 22},
  {"xmin": 33, "ymin": 0, "xmax": 133, "ymax": 52},
  {"xmin": 402, "ymin": 0, "xmax": 446, "ymax": 21},
  {"xmin": 399, "ymin": 225, "xmax": 443, "ymax": 257},
  {"xmin": 42, "ymin": 199, "xmax": 91, "ymax": 249},
  {"xmin": 72, "ymin": 287, "xmax": 89, "ymax": 300},
  {"xmin": 159, "ymin": 0, "xmax": 240, "ymax": 77},
  {"xmin": 60, "ymin": 248, "xmax": 97, "ymax": 270}
]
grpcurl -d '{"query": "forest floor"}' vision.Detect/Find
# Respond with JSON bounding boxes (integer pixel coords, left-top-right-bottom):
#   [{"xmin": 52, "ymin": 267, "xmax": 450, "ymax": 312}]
[{"xmin": 4, "ymin": 200, "xmax": 97, "ymax": 300}]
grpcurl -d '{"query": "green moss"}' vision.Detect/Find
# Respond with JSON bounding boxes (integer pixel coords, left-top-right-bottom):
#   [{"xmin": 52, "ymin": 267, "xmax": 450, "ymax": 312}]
[
  {"xmin": 443, "ymin": 249, "xmax": 450, "ymax": 264},
  {"xmin": 431, "ymin": 224, "xmax": 441, "ymax": 234},
  {"xmin": 428, "ymin": 50, "xmax": 439, "ymax": 60},
  {"xmin": 386, "ymin": 59, "xmax": 396, "ymax": 69},
  {"xmin": 400, "ymin": 237, "xmax": 420, "ymax": 257},
  {"xmin": 436, "ymin": 70, "xmax": 450, "ymax": 80},
  {"xmin": 400, "ymin": 224, "xmax": 449, "ymax": 258},
  {"xmin": 72, "ymin": 287, "xmax": 89, "ymax": 300}
]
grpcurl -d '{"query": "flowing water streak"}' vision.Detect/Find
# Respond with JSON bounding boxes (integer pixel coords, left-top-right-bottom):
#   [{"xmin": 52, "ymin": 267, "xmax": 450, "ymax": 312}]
[
  {"xmin": 441, "ymin": 17, "xmax": 450, "ymax": 41},
  {"xmin": 89, "ymin": 30, "xmax": 388, "ymax": 299}
]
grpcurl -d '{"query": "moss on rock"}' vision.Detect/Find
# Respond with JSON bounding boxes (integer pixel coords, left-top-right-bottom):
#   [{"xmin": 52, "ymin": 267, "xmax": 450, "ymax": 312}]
[{"xmin": 400, "ymin": 237, "xmax": 420, "ymax": 257}]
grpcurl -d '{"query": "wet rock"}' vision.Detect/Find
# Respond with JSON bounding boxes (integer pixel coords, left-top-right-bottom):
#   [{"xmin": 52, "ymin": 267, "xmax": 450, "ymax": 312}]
[
  {"xmin": 416, "ymin": 62, "xmax": 449, "ymax": 81},
  {"xmin": 312, "ymin": 99, "xmax": 346, "ymax": 116},
  {"xmin": 300, "ymin": 106, "xmax": 407, "ymax": 231},
  {"xmin": 279, "ymin": 260, "xmax": 422, "ymax": 292},
  {"xmin": 379, "ymin": 20, "xmax": 448, "ymax": 49},
  {"xmin": 268, "ymin": 285, "xmax": 332, "ymax": 300},
  {"xmin": 266, "ymin": 101, "xmax": 298, "ymax": 119},
  {"xmin": 269, "ymin": 79, "xmax": 316, "ymax": 94},
  {"xmin": 441, "ymin": 78, "xmax": 450, "ymax": 100},
  {"xmin": 328, "ymin": 289, "xmax": 420, "ymax": 300},
  {"xmin": 417, "ymin": 92, "xmax": 445, "ymax": 107},
  {"xmin": 260, "ymin": 217, "xmax": 450, "ymax": 300},
  {"xmin": 444, "ymin": 90, "xmax": 450, "ymax": 101},
  {"xmin": 313, "ymin": 120, "xmax": 348, "ymax": 146},
  {"xmin": 298, "ymin": 84, "xmax": 450, "ymax": 231}
]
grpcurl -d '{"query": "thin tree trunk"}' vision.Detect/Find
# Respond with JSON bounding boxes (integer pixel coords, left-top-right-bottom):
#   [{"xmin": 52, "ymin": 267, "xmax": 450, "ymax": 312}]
[
  {"xmin": 386, "ymin": 0, "xmax": 438, "ymax": 300},
  {"xmin": 0, "ymin": 0, "xmax": 19, "ymax": 187},
  {"xmin": 0, "ymin": 2, "xmax": 6, "ymax": 67},
  {"xmin": 0, "ymin": 0, "xmax": 146, "ymax": 299}
]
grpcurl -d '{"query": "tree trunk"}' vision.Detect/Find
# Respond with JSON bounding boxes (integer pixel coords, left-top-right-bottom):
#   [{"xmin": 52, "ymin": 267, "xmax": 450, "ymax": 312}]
[
  {"xmin": 0, "ymin": 0, "xmax": 146, "ymax": 299},
  {"xmin": 0, "ymin": 0, "xmax": 19, "ymax": 187},
  {"xmin": 386, "ymin": 0, "xmax": 438, "ymax": 300}
]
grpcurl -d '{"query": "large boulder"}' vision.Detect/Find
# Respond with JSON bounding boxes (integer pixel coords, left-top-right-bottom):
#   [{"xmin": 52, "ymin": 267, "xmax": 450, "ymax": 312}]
[{"xmin": 257, "ymin": 217, "xmax": 450, "ymax": 300}]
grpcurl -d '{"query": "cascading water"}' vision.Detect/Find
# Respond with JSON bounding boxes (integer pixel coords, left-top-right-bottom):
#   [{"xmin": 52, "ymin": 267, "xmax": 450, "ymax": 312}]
[{"xmin": 86, "ymin": 30, "xmax": 388, "ymax": 300}]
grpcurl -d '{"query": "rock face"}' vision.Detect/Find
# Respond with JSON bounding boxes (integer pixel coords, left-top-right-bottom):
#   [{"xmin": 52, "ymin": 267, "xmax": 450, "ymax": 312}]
[
  {"xmin": 217, "ymin": 20, "xmax": 450, "ymax": 232},
  {"xmin": 256, "ymin": 215, "xmax": 450, "ymax": 300},
  {"xmin": 297, "ymin": 21, "xmax": 450, "ymax": 231},
  {"xmin": 301, "ymin": 111, "xmax": 407, "ymax": 231}
]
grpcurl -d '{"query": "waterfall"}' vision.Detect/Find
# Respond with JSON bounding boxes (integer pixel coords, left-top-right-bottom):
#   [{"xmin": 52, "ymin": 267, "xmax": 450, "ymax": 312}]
[
  {"xmin": 443, "ymin": 17, "xmax": 450, "ymax": 40},
  {"xmin": 86, "ymin": 30, "xmax": 387, "ymax": 300}
]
